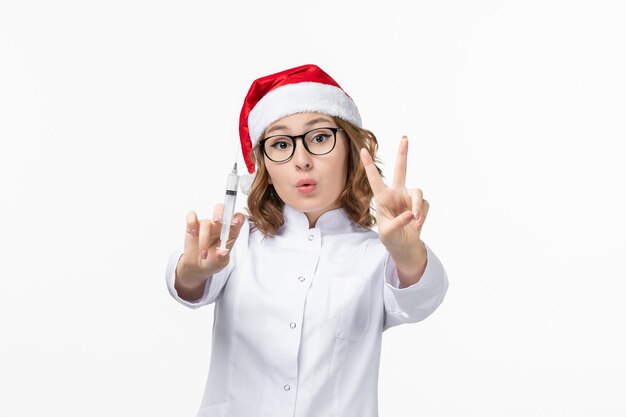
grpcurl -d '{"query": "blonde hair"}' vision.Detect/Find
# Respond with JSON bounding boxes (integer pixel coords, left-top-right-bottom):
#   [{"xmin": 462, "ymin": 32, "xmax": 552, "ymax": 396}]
[{"xmin": 246, "ymin": 117, "xmax": 382, "ymax": 236}]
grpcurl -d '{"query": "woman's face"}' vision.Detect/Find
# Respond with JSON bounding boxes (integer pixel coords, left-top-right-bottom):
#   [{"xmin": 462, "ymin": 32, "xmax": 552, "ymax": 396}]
[{"xmin": 262, "ymin": 112, "xmax": 349, "ymax": 226}]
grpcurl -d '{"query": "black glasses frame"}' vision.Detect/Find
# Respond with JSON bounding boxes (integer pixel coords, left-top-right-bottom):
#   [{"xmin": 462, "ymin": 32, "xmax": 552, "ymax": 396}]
[{"xmin": 259, "ymin": 127, "xmax": 344, "ymax": 163}]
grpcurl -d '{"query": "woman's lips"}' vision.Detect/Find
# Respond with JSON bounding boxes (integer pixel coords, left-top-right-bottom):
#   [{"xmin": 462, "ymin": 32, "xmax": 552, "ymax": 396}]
[
  {"xmin": 297, "ymin": 184, "xmax": 316, "ymax": 193},
  {"xmin": 296, "ymin": 178, "xmax": 317, "ymax": 193}
]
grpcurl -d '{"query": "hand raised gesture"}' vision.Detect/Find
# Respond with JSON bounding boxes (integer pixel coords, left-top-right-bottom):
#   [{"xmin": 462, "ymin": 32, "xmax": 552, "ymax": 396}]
[
  {"xmin": 175, "ymin": 204, "xmax": 246, "ymax": 300},
  {"xmin": 360, "ymin": 136, "xmax": 429, "ymax": 253}
]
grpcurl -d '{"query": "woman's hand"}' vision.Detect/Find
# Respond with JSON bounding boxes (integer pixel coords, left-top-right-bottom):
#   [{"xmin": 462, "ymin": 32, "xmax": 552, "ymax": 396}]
[
  {"xmin": 360, "ymin": 136, "xmax": 429, "ymax": 286},
  {"xmin": 175, "ymin": 204, "xmax": 246, "ymax": 299}
]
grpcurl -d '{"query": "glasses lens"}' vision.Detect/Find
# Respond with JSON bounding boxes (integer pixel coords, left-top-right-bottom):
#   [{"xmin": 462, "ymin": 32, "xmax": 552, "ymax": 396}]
[
  {"xmin": 304, "ymin": 128, "xmax": 336, "ymax": 155},
  {"xmin": 264, "ymin": 136, "xmax": 294, "ymax": 162}
]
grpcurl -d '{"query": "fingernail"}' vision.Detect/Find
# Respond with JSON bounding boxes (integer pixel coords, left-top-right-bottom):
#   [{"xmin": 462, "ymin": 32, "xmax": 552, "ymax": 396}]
[
  {"xmin": 201, "ymin": 249, "xmax": 208, "ymax": 259},
  {"xmin": 217, "ymin": 248, "xmax": 230, "ymax": 257}
]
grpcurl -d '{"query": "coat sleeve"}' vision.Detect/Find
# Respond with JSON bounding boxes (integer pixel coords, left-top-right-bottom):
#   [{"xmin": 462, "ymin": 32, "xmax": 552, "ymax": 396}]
[
  {"xmin": 382, "ymin": 242, "xmax": 449, "ymax": 331},
  {"xmin": 164, "ymin": 217, "xmax": 250, "ymax": 309}
]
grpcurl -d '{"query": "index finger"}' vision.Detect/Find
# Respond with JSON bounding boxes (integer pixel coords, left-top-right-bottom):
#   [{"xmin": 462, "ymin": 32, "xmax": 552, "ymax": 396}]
[
  {"xmin": 184, "ymin": 211, "xmax": 200, "ymax": 259},
  {"xmin": 392, "ymin": 136, "xmax": 408, "ymax": 188},
  {"xmin": 360, "ymin": 148, "xmax": 386, "ymax": 194}
]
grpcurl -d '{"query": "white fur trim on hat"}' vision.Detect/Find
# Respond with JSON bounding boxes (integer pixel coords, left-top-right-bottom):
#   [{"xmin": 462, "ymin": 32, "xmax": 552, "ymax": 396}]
[{"xmin": 248, "ymin": 82, "xmax": 362, "ymax": 145}]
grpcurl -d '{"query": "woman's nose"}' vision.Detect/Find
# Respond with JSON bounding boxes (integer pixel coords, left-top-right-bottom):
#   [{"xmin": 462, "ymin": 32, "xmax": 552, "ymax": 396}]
[{"xmin": 292, "ymin": 139, "xmax": 313, "ymax": 170}]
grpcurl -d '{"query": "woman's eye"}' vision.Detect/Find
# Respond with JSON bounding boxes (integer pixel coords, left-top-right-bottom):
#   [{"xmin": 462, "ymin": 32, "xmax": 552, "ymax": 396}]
[
  {"xmin": 271, "ymin": 140, "xmax": 291, "ymax": 150},
  {"xmin": 312, "ymin": 134, "xmax": 329, "ymax": 143}
]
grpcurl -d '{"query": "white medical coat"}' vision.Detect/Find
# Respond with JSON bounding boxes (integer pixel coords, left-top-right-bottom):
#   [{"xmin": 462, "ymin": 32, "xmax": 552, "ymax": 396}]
[{"xmin": 165, "ymin": 205, "xmax": 448, "ymax": 417}]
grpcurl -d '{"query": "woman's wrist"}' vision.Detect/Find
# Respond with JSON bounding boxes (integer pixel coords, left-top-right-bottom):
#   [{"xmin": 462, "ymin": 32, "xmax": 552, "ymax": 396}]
[
  {"xmin": 175, "ymin": 261, "xmax": 209, "ymax": 300},
  {"xmin": 388, "ymin": 240, "xmax": 428, "ymax": 288}
]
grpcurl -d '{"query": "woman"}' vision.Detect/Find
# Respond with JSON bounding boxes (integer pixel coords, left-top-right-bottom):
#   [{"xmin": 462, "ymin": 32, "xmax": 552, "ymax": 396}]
[{"xmin": 165, "ymin": 64, "xmax": 448, "ymax": 417}]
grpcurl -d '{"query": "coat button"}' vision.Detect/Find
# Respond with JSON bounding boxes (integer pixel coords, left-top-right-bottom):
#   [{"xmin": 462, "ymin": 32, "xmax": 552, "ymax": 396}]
[
  {"xmin": 284, "ymin": 384, "xmax": 291, "ymax": 391},
  {"xmin": 290, "ymin": 322, "xmax": 297, "ymax": 329},
  {"xmin": 298, "ymin": 276, "xmax": 305, "ymax": 282},
  {"xmin": 308, "ymin": 234, "xmax": 314, "ymax": 241}
]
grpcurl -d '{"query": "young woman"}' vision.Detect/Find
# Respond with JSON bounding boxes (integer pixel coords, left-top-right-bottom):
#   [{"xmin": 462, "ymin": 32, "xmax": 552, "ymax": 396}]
[{"xmin": 165, "ymin": 64, "xmax": 448, "ymax": 417}]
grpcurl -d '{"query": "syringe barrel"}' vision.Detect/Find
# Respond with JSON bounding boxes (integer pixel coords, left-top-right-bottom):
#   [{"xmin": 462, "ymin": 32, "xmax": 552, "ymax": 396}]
[
  {"xmin": 218, "ymin": 172, "xmax": 240, "ymax": 249},
  {"xmin": 225, "ymin": 171, "xmax": 239, "ymax": 192}
]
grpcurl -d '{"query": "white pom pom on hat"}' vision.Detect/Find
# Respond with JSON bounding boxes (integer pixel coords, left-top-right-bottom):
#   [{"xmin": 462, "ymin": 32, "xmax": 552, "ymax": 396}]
[{"xmin": 238, "ymin": 64, "xmax": 362, "ymax": 174}]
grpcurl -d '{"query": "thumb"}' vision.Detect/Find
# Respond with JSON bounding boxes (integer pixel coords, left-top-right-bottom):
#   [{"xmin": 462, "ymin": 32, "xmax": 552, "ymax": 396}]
[
  {"xmin": 226, "ymin": 212, "xmax": 246, "ymax": 248},
  {"xmin": 215, "ymin": 212, "xmax": 246, "ymax": 259},
  {"xmin": 388, "ymin": 210, "xmax": 415, "ymax": 231}
]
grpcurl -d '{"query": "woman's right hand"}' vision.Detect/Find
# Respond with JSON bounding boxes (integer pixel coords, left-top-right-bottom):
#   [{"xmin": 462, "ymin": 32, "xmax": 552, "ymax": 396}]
[{"xmin": 175, "ymin": 204, "xmax": 246, "ymax": 299}]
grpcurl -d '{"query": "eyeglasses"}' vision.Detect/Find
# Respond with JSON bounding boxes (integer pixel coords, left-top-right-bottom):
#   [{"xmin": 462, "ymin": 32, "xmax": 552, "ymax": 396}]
[{"xmin": 259, "ymin": 127, "xmax": 343, "ymax": 163}]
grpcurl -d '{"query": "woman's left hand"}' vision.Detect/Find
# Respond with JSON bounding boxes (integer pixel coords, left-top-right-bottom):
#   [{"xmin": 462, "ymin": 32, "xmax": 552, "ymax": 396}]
[{"xmin": 360, "ymin": 136, "xmax": 429, "ymax": 252}]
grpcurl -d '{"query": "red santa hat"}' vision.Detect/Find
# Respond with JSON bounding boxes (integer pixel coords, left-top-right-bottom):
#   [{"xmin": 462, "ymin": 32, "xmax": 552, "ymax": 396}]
[{"xmin": 239, "ymin": 64, "xmax": 362, "ymax": 173}]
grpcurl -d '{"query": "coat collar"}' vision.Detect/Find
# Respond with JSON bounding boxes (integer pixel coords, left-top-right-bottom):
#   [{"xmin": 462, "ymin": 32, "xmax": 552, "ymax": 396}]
[{"xmin": 281, "ymin": 204, "xmax": 356, "ymax": 235}]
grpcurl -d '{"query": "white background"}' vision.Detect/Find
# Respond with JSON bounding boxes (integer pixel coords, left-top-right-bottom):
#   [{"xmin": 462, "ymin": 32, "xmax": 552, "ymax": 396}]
[{"xmin": 1, "ymin": 0, "xmax": 625, "ymax": 416}]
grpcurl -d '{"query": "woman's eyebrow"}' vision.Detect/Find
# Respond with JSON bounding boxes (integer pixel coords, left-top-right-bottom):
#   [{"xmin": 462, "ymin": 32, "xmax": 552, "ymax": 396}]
[
  {"xmin": 304, "ymin": 117, "xmax": 334, "ymax": 127},
  {"xmin": 265, "ymin": 124, "xmax": 288, "ymax": 135},
  {"xmin": 266, "ymin": 117, "xmax": 334, "ymax": 136}
]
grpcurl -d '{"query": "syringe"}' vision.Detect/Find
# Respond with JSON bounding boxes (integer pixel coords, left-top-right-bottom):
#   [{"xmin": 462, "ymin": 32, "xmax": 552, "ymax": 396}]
[{"xmin": 218, "ymin": 163, "xmax": 240, "ymax": 250}]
